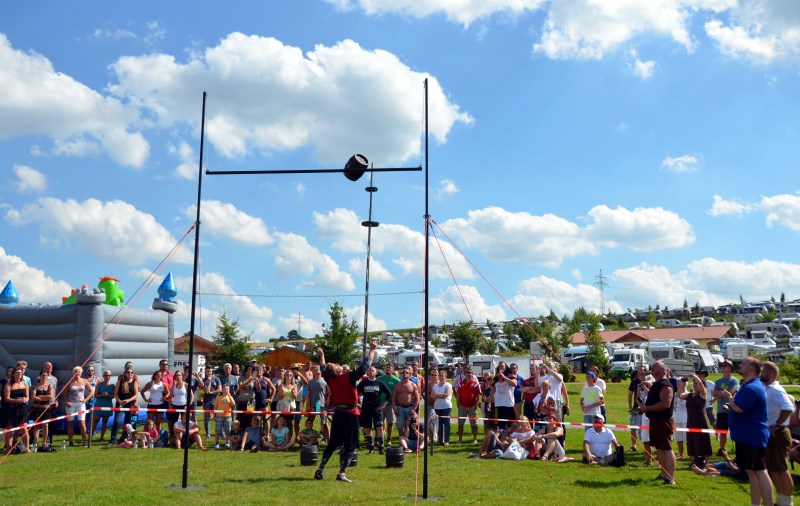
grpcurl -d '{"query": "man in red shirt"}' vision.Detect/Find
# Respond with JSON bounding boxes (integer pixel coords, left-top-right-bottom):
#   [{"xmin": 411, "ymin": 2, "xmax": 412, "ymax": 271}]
[
  {"xmin": 456, "ymin": 367, "xmax": 482, "ymax": 444},
  {"xmin": 314, "ymin": 341, "xmax": 377, "ymax": 483},
  {"xmin": 159, "ymin": 359, "xmax": 174, "ymax": 391}
]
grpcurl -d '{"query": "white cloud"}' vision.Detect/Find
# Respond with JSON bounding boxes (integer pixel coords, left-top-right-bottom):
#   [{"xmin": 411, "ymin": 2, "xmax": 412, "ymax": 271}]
[
  {"xmin": 345, "ymin": 304, "xmax": 389, "ymax": 333},
  {"xmin": 761, "ymin": 194, "xmax": 800, "ymax": 232},
  {"xmin": 12, "ymin": 164, "xmax": 47, "ymax": 193},
  {"xmin": 686, "ymin": 258, "xmax": 800, "ymax": 300},
  {"xmin": 661, "ymin": 155, "xmax": 700, "ymax": 173},
  {"xmin": 186, "ymin": 200, "xmax": 273, "ymax": 246},
  {"xmin": 295, "ymin": 182, "xmax": 306, "ymax": 199},
  {"xmin": 5, "ymin": 197, "xmax": 193, "ymax": 264},
  {"xmin": 273, "ymin": 232, "xmax": 355, "ymax": 290},
  {"xmin": 0, "ymin": 34, "xmax": 149, "ymax": 167},
  {"xmin": 91, "ymin": 28, "xmax": 136, "ymax": 40},
  {"xmin": 314, "ymin": 208, "xmax": 474, "ymax": 280},
  {"xmin": 707, "ymin": 194, "xmax": 757, "ymax": 217},
  {"xmin": 511, "ymin": 276, "xmax": 620, "ymax": 316},
  {"xmin": 440, "ymin": 205, "xmax": 693, "ymax": 267},
  {"xmin": 169, "ymin": 141, "xmax": 196, "ymax": 180},
  {"xmin": 0, "ymin": 246, "xmax": 72, "ymax": 304},
  {"xmin": 626, "ymin": 49, "xmax": 655, "ymax": 79},
  {"xmin": 441, "ymin": 206, "xmax": 597, "ymax": 268},
  {"xmin": 585, "ymin": 205, "xmax": 695, "ymax": 252},
  {"xmin": 276, "ymin": 314, "xmax": 324, "ymax": 338},
  {"xmin": 429, "ymin": 285, "xmax": 507, "ymax": 323},
  {"xmin": 325, "ymin": 0, "xmax": 546, "ymax": 27},
  {"xmin": 435, "ymin": 179, "xmax": 459, "ymax": 200},
  {"xmin": 612, "ymin": 263, "xmax": 702, "ymax": 309},
  {"xmin": 532, "ymin": 0, "xmax": 721, "ymax": 60},
  {"xmin": 171, "ymin": 271, "xmax": 276, "ymax": 340},
  {"xmin": 708, "ymin": 193, "xmax": 800, "ymax": 233},
  {"xmin": 109, "ymin": 34, "xmax": 472, "ymax": 165},
  {"xmin": 705, "ymin": 0, "xmax": 800, "ymax": 64},
  {"xmin": 348, "ymin": 256, "xmax": 395, "ymax": 281}
]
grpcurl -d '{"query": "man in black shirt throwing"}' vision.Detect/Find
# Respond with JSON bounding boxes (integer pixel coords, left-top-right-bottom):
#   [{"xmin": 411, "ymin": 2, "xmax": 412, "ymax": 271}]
[
  {"xmin": 357, "ymin": 366, "xmax": 391, "ymax": 454},
  {"xmin": 638, "ymin": 360, "xmax": 676, "ymax": 485}
]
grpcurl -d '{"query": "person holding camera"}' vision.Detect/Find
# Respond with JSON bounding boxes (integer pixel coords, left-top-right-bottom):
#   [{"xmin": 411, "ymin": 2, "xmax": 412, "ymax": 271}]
[{"xmin": 491, "ymin": 362, "xmax": 517, "ymax": 430}]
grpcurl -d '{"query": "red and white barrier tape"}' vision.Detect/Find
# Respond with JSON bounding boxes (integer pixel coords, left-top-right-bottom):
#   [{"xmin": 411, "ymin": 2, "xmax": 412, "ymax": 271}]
[{"xmin": 0, "ymin": 409, "xmax": 89, "ymax": 436}]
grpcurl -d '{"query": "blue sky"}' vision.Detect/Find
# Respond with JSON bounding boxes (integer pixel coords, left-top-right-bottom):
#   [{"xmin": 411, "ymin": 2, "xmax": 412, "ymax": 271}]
[{"xmin": 1, "ymin": 1, "xmax": 799, "ymax": 341}]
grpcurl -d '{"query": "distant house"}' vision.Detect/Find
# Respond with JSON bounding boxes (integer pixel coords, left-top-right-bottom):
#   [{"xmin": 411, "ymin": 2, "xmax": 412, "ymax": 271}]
[
  {"xmin": 175, "ymin": 333, "xmax": 220, "ymax": 355},
  {"xmin": 570, "ymin": 325, "xmax": 736, "ymax": 349},
  {"xmin": 259, "ymin": 347, "xmax": 316, "ymax": 370}
]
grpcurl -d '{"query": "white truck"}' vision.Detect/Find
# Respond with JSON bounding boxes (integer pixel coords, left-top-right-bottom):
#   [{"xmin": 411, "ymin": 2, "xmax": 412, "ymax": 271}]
[{"xmin": 609, "ymin": 348, "xmax": 648, "ymax": 374}]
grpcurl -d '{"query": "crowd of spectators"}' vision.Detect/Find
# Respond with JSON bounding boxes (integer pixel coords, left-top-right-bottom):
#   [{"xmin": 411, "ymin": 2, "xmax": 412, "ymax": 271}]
[{"xmin": 3, "ymin": 354, "xmax": 800, "ymax": 502}]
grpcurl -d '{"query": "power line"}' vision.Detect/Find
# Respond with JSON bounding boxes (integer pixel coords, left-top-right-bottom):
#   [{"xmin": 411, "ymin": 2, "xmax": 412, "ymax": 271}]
[{"xmin": 198, "ymin": 290, "xmax": 423, "ymax": 299}]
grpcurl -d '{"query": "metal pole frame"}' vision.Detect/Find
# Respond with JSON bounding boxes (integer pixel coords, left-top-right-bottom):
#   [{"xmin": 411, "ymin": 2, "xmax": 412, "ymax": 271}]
[{"xmin": 183, "ymin": 81, "xmax": 430, "ymax": 493}]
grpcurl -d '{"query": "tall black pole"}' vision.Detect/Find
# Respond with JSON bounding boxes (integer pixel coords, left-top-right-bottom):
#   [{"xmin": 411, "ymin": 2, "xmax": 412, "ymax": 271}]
[
  {"xmin": 361, "ymin": 171, "xmax": 377, "ymax": 358},
  {"xmin": 182, "ymin": 91, "xmax": 206, "ymax": 489},
  {"xmin": 422, "ymin": 78, "xmax": 430, "ymax": 499}
]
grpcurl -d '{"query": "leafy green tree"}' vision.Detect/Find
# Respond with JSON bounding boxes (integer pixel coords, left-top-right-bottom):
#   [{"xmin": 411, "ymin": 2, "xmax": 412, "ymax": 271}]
[
  {"xmin": 403, "ymin": 334, "xmax": 412, "ymax": 349},
  {"xmin": 781, "ymin": 292, "xmax": 786, "ymax": 304},
  {"xmin": 451, "ymin": 321, "xmax": 480, "ymax": 358},
  {"xmin": 584, "ymin": 321, "xmax": 609, "ymax": 377},
  {"xmin": 212, "ymin": 311, "xmax": 255, "ymax": 367},
  {"xmin": 431, "ymin": 333, "xmax": 442, "ymax": 349},
  {"xmin": 518, "ymin": 323, "xmax": 534, "ymax": 350},
  {"xmin": 314, "ymin": 302, "xmax": 360, "ymax": 366}
]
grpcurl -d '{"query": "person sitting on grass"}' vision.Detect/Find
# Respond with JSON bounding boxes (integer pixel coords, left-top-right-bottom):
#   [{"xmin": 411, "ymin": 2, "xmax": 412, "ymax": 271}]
[
  {"xmin": 508, "ymin": 416, "xmax": 536, "ymax": 454},
  {"xmin": 691, "ymin": 449, "xmax": 747, "ymax": 481},
  {"xmin": 298, "ymin": 417, "xmax": 321, "ymax": 447},
  {"xmin": 241, "ymin": 415, "xmax": 266, "ymax": 453},
  {"xmin": 399, "ymin": 413, "xmax": 425, "ymax": 454},
  {"xmin": 174, "ymin": 412, "xmax": 205, "ymax": 450},
  {"xmin": 140, "ymin": 419, "xmax": 159, "ymax": 449},
  {"xmin": 532, "ymin": 413, "xmax": 571, "ymax": 462},
  {"xmin": 582, "ymin": 414, "xmax": 619, "ymax": 465},
  {"xmin": 265, "ymin": 415, "xmax": 296, "ymax": 451},
  {"xmin": 228, "ymin": 419, "xmax": 243, "ymax": 451},
  {"xmin": 468, "ymin": 424, "xmax": 514, "ymax": 459}
]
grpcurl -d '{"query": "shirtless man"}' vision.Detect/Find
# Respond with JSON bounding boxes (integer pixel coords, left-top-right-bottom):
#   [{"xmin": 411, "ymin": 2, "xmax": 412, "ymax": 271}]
[{"xmin": 392, "ymin": 367, "xmax": 420, "ymax": 438}]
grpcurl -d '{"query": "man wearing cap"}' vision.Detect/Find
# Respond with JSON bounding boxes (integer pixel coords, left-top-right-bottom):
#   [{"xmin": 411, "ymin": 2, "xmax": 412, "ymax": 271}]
[
  {"xmin": 713, "ymin": 360, "xmax": 739, "ymax": 456},
  {"xmin": 722, "ymin": 357, "xmax": 773, "ymax": 506},
  {"xmin": 638, "ymin": 360, "xmax": 676, "ymax": 485},
  {"xmin": 580, "ymin": 371, "xmax": 604, "ymax": 430},
  {"xmin": 582, "ymin": 414, "xmax": 619, "ymax": 464}
]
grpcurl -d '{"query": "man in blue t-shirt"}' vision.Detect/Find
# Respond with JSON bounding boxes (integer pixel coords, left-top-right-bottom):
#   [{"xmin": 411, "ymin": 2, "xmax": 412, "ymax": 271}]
[
  {"xmin": 712, "ymin": 360, "xmax": 739, "ymax": 455},
  {"xmin": 721, "ymin": 357, "xmax": 772, "ymax": 506}
]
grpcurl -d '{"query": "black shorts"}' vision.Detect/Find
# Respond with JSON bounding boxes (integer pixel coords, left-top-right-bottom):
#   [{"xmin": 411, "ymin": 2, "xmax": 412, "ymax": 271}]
[
  {"xmin": 735, "ymin": 441, "xmax": 766, "ymax": 471},
  {"xmin": 495, "ymin": 406, "xmax": 516, "ymax": 430},
  {"xmin": 329, "ymin": 410, "xmax": 360, "ymax": 451},
  {"xmin": 359, "ymin": 404, "xmax": 384, "ymax": 429},
  {"xmin": 715, "ymin": 412, "xmax": 729, "ymax": 431}
]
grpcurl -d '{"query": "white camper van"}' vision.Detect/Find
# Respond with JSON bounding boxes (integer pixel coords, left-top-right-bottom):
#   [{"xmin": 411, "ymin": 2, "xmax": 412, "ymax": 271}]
[
  {"xmin": 745, "ymin": 323, "xmax": 792, "ymax": 339},
  {"xmin": 469, "ymin": 354, "xmax": 502, "ymax": 375},
  {"xmin": 609, "ymin": 348, "xmax": 648, "ymax": 374}
]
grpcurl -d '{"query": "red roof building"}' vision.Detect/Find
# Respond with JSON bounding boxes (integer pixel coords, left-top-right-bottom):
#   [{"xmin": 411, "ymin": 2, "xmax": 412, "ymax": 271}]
[{"xmin": 570, "ymin": 325, "xmax": 736, "ymax": 348}]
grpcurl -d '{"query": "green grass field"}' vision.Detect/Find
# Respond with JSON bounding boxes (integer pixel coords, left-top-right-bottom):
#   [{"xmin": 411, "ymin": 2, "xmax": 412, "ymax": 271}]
[{"xmin": 0, "ymin": 381, "xmax": 797, "ymax": 505}]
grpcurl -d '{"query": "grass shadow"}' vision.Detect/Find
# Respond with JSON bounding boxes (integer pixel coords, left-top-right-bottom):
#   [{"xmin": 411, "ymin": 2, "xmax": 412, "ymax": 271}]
[
  {"xmin": 227, "ymin": 476, "xmax": 306, "ymax": 484},
  {"xmin": 574, "ymin": 478, "xmax": 646, "ymax": 489}
]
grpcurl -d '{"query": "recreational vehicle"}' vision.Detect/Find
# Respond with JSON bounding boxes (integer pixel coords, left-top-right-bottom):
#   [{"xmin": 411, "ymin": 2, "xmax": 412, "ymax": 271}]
[
  {"xmin": 609, "ymin": 348, "xmax": 648, "ymax": 374},
  {"xmin": 745, "ymin": 323, "xmax": 792, "ymax": 339},
  {"xmin": 396, "ymin": 350, "xmax": 446, "ymax": 368},
  {"xmin": 468, "ymin": 354, "xmax": 502, "ymax": 375}
]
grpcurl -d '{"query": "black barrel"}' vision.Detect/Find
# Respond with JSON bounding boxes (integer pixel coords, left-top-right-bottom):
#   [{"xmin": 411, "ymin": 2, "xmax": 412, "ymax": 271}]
[
  {"xmin": 345, "ymin": 449, "xmax": 358, "ymax": 467},
  {"xmin": 385, "ymin": 446, "xmax": 404, "ymax": 468},
  {"xmin": 300, "ymin": 445, "xmax": 318, "ymax": 466}
]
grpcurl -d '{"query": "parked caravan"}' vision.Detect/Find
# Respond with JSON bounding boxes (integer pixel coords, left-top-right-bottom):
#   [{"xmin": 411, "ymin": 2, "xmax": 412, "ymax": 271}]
[
  {"xmin": 610, "ymin": 348, "xmax": 648, "ymax": 373},
  {"xmin": 396, "ymin": 350, "xmax": 445, "ymax": 368},
  {"xmin": 745, "ymin": 323, "xmax": 792, "ymax": 339},
  {"xmin": 469, "ymin": 354, "xmax": 502, "ymax": 375}
]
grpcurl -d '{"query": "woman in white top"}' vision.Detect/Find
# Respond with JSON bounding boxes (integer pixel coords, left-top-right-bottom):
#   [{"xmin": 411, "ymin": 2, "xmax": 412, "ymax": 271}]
[
  {"xmin": 141, "ymin": 370, "xmax": 170, "ymax": 431},
  {"xmin": 490, "ymin": 362, "xmax": 517, "ymax": 430},
  {"xmin": 168, "ymin": 371, "xmax": 193, "ymax": 444},
  {"xmin": 432, "ymin": 371, "xmax": 453, "ymax": 446},
  {"xmin": 65, "ymin": 366, "xmax": 94, "ymax": 447},
  {"xmin": 673, "ymin": 377, "xmax": 689, "ymax": 460}
]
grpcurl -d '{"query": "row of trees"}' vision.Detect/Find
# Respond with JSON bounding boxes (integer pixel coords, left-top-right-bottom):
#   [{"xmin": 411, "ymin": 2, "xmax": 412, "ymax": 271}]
[{"xmin": 210, "ymin": 303, "xmax": 362, "ymax": 368}]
